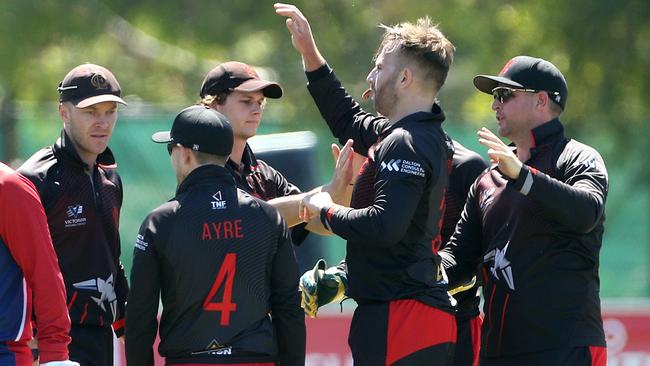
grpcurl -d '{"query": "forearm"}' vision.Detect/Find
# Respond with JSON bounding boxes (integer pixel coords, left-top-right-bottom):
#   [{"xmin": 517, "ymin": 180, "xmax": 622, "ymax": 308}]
[
  {"xmin": 302, "ymin": 47, "xmax": 326, "ymax": 72},
  {"xmin": 305, "ymin": 215, "xmax": 333, "ymax": 236},
  {"xmin": 306, "ymin": 66, "xmax": 384, "ymax": 154},
  {"xmin": 514, "ymin": 165, "xmax": 606, "ymax": 232},
  {"xmin": 321, "ymin": 203, "xmax": 411, "ymax": 246},
  {"xmin": 268, "ymin": 190, "xmax": 317, "ymax": 228},
  {"xmin": 124, "ymin": 301, "xmax": 157, "ymax": 365}
]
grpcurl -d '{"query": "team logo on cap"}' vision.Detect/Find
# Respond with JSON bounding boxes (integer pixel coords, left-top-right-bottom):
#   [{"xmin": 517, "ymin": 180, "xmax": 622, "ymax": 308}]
[
  {"xmin": 499, "ymin": 58, "xmax": 517, "ymax": 76},
  {"xmin": 91, "ymin": 73, "xmax": 109, "ymax": 89},
  {"xmin": 242, "ymin": 64, "xmax": 258, "ymax": 78}
]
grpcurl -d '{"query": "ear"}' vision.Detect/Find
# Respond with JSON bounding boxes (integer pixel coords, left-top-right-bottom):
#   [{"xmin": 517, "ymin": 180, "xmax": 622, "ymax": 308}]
[
  {"xmin": 399, "ymin": 68, "xmax": 413, "ymax": 89},
  {"xmin": 59, "ymin": 103, "xmax": 70, "ymax": 123},
  {"xmin": 536, "ymin": 91, "xmax": 550, "ymax": 110}
]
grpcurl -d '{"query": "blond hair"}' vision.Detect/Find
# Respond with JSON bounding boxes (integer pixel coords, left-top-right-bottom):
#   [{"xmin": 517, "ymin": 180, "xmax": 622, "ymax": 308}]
[{"xmin": 376, "ymin": 17, "xmax": 455, "ymax": 91}]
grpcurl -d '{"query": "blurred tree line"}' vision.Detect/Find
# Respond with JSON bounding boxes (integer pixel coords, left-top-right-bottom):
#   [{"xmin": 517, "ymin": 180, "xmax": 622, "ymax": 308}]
[
  {"xmin": 1, "ymin": 0, "xmax": 648, "ymax": 294},
  {"xmin": 1, "ymin": 0, "xmax": 648, "ymax": 154}
]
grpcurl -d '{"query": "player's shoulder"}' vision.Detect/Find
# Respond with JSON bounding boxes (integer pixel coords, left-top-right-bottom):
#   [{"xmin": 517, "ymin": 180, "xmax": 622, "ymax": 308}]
[
  {"xmin": 563, "ymin": 139, "xmax": 603, "ymax": 159},
  {"xmin": 139, "ymin": 199, "xmax": 181, "ymax": 235},
  {"xmin": 0, "ymin": 163, "xmax": 42, "ymax": 204},
  {"xmin": 452, "ymin": 140, "xmax": 488, "ymax": 170},
  {"xmin": 17, "ymin": 146, "xmax": 58, "ymax": 181},
  {"xmin": 236, "ymin": 188, "xmax": 285, "ymax": 227},
  {"xmin": 237, "ymin": 188, "xmax": 275, "ymax": 213},
  {"xmin": 0, "ymin": 163, "xmax": 29, "ymax": 190}
]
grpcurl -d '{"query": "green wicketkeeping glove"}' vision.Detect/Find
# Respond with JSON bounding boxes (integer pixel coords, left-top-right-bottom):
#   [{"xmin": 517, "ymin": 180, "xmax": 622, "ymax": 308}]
[
  {"xmin": 299, "ymin": 259, "xmax": 348, "ymax": 318},
  {"xmin": 448, "ymin": 276, "xmax": 477, "ymax": 296}
]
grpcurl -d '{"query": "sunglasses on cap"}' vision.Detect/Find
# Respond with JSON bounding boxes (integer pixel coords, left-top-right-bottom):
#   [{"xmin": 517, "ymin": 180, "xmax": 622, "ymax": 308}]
[{"xmin": 491, "ymin": 87, "xmax": 539, "ymax": 104}]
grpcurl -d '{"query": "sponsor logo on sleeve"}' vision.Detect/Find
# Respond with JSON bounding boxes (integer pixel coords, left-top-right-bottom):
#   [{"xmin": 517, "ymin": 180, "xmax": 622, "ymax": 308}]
[
  {"xmin": 379, "ymin": 159, "xmax": 425, "ymax": 177},
  {"xmin": 135, "ymin": 234, "xmax": 148, "ymax": 251}
]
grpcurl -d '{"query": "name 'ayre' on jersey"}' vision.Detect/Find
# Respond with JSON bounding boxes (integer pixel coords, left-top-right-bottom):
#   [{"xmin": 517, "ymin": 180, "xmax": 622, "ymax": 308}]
[{"xmin": 201, "ymin": 219, "xmax": 244, "ymax": 241}]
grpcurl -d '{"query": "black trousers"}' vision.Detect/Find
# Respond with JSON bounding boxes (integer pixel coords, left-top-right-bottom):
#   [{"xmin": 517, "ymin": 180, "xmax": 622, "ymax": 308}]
[
  {"xmin": 69, "ymin": 324, "xmax": 114, "ymax": 366},
  {"xmin": 480, "ymin": 345, "xmax": 607, "ymax": 366},
  {"xmin": 453, "ymin": 314, "xmax": 482, "ymax": 366}
]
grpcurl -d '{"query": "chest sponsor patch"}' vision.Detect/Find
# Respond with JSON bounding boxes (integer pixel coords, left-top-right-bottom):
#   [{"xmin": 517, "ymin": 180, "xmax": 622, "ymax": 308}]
[
  {"xmin": 380, "ymin": 159, "xmax": 425, "ymax": 177},
  {"xmin": 65, "ymin": 204, "xmax": 87, "ymax": 228}
]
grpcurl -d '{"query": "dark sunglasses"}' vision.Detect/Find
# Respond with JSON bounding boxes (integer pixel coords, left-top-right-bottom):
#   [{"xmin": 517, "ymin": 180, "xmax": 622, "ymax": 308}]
[
  {"xmin": 167, "ymin": 143, "xmax": 177, "ymax": 155},
  {"xmin": 491, "ymin": 87, "xmax": 538, "ymax": 104}
]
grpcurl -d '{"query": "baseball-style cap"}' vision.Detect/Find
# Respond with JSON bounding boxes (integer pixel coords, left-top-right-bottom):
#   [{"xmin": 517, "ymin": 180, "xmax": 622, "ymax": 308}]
[
  {"xmin": 473, "ymin": 56, "xmax": 568, "ymax": 109},
  {"xmin": 151, "ymin": 105, "xmax": 233, "ymax": 157},
  {"xmin": 199, "ymin": 61, "xmax": 283, "ymax": 99},
  {"xmin": 58, "ymin": 63, "xmax": 127, "ymax": 108}
]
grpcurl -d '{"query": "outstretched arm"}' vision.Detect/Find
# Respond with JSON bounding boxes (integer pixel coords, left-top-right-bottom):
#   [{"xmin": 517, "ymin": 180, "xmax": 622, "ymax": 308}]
[{"xmin": 274, "ymin": 3, "xmax": 326, "ymax": 71}]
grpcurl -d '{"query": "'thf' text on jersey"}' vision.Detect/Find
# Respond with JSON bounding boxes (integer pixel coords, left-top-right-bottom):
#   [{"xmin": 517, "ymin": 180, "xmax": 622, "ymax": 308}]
[
  {"xmin": 125, "ymin": 165, "xmax": 305, "ymax": 366},
  {"xmin": 307, "ymin": 65, "xmax": 455, "ymax": 312},
  {"xmin": 441, "ymin": 119, "xmax": 608, "ymax": 357},
  {"xmin": 18, "ymin": 131, "xmax": 128, "ymax": 336}
]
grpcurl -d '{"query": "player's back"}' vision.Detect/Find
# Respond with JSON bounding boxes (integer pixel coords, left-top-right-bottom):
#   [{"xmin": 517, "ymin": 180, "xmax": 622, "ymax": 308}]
[{"xmin": 129, "ymin": 165, "xmax": 301, "ymax": 363}]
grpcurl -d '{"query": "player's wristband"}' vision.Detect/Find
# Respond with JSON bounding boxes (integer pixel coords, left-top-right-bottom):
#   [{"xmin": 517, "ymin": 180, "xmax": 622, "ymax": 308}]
[
  {"xmin": 512, "ymin": 164, "xmax": 538, "ymax": 195},
  {"xmin": 320, "ymin": 206, "xmax": 334, "ymax": 232}
]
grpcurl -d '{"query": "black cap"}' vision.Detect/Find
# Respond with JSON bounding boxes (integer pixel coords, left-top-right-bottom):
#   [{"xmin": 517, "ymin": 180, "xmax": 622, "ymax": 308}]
[
  {"xmin": 200, "ymin": 61, "xmax": 283, "ymax": 99},
  {"xmin": 58, "ymin": 63, "xmax": 127, "ymax": 108},
  {"xmin": 473, "ymin": 56, "xmax": 568, "ymax": 109},
  {"xmin": 151, "ymin": 106, "xmax": 233, "ymax": 157}
]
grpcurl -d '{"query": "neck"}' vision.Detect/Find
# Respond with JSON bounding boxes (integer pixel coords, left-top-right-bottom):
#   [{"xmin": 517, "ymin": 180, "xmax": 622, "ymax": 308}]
[
  {"xmin": 387, "ymin": 94, "xmax": 436, "ymax": 124},
  {"xmin": 511, "ymin": 115, "xmax": 553, "ymax": 163},
  {"xmin": 229, "ymin": 138, "xmax": 247, "ymax": 166},
  {"xmin": 71, "ymin": 144, "xmax": 97, "ymax": 171},
  {"xmin": 510, "ymin": 130, "xmax": 535, "ymax": 163}
]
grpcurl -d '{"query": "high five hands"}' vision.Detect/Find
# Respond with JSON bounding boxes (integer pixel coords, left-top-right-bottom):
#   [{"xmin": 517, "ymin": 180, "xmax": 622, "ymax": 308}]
[{"xmin": 300, "ymin": 139, "xmax": 356, "ymax": 223}]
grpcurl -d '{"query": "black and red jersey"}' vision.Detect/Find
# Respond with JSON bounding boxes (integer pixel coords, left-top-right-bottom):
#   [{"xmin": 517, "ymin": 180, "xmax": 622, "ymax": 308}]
[
  {"xmin": 226, "ymin": 144, "xmax": 309, "ymax": 245},
  {"xmin": 226, "ymin": 144, "xmax": 301, "ymax": 201},
  {"xmin": 18, "ymin": 131, "xmax": 128, "ymax": 335},
  {"xmin": 125, "ymin": 165, "xmax": 305, "ymax": 366},
  {"xmin": 307, "ymin": 65, "xmax": 455, "ymax": 312},
  {"xmin": 0, "ymin": 163, "xmax": 71, "ymax": 363},
  {"xmin": 441, "ymin": 119, "xmax": 608, "ymax": 356},
  {"xmin": 442, "ymin": 141, "xmax": 488, "ymax": 320}
]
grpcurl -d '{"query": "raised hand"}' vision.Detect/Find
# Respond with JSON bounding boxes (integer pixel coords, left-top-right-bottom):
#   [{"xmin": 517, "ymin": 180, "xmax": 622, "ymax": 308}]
[
  {"xmin": 274, "ymin": 3, "xmax": 326, "ymax": 71},
  {"xmin": 477, "ymin": 127, "xmax": 523, "ymax": 179},
  {"xmin": 324, "ymin": 139, "xmax": 355, "ymax": 203}
]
